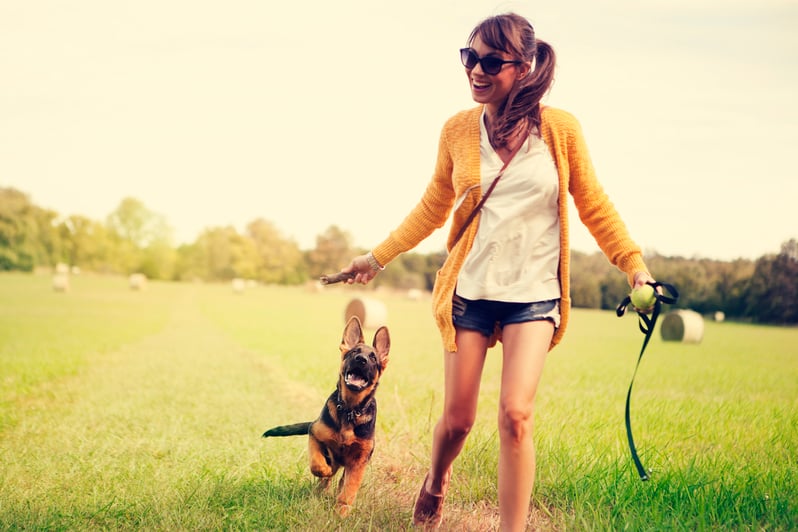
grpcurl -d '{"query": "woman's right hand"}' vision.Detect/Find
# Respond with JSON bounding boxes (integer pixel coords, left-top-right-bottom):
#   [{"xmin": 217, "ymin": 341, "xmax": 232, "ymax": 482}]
[{"xmin": 341, "ymin": 254, "xmax": 379, "ymax": 285}]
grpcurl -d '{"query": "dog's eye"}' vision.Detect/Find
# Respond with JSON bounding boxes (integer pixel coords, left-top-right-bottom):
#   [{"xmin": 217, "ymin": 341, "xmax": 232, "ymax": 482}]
[{"xmin": 369, "ymin": 353, "xmax": 377, "ymax": 362}]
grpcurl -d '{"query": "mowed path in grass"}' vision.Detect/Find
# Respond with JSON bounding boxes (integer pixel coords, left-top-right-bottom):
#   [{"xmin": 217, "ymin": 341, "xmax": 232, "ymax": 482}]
[
  {"xmin": 0, "ymin": 281, "xmax": 322, "ymax": 529},
  {"xmin": 0, "ymin": 278, "xmax": 507, "ymax": 530}
]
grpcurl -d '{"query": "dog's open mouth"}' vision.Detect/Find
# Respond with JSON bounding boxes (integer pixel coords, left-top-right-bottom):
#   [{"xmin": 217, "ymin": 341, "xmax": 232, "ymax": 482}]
[{"xmin": 345, "ymin": 371, "xmax": 369, "ymax": 391}]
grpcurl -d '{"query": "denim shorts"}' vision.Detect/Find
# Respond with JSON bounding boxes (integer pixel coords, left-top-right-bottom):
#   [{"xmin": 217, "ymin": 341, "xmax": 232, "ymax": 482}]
[{"xmin": 452, "ymin": 295, "xmax": 561, "ymax": 337}]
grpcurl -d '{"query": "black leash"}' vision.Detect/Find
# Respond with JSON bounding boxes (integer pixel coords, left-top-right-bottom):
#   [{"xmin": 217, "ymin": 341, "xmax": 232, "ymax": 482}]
[{"xmin": 615, "ymin": 281, "xmax": 679, "ymax": 480}]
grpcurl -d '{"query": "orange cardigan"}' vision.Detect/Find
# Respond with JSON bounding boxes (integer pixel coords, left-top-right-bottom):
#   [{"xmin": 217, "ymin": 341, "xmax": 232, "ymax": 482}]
[{"xmin": 372, "ymin": 106, "xmax": 649, "ymax": 352}]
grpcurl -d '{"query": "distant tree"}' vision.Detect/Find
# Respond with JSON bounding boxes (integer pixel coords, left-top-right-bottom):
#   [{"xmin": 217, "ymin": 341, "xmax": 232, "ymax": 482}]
[
  {"xmin": 745, "ymin": 239, "xmax": 798, "ymax": 324},
  {"xmin": 105, "ymin": 197, "xmax": 175, "ymax": 277},
  {"xmin": 174, "ymin": 242, "xmax": 207, "ymax": 281},
  {"xmin": 246, "ymin": 218, "xmax": 306, "ymax": 284},
  {"xmin": 781, "ymin": 238, "xmax": 798, "ymax": 261},
  {"xmin": 196, "ymin": 226, "xmax": 259, "ymax": 281},
  {"xmin": 570, "ymin": 270, "xmax": 603, "ymax": 308},
  {"xmin": 710, "ymin": 258, "xmax": 755, "ymax": 318},
  {"xmin": 106, "ymin": 197, "xmax": 173, "ymax": 247},
  {"xmin": 373, "ymin": 252, "xmax": 431, "ymax": 290},
  {"xmin": 138, "ymin": 236, "xmax": 177, "ymax": 280},
  {"xmin": 305, "ymin": 225, "xmax": 354, "ymax": 278},
  {"xmin": 0, "ymin": 187, "xmax": 57, "ymax": 271},
  {"xmin": 599, "ymin": 273, "xmax": 629, "ymax": 310},
  {"xmin": 57, "ymin": 215, "xmax": 116, "ymax": 273},
  {"xmin": 422, "ymin": 251, "xmax": 447, "ymax": 291},
  {"xmin": 570, "ymin": 250, "xmax": 613, "ymax": 308}
]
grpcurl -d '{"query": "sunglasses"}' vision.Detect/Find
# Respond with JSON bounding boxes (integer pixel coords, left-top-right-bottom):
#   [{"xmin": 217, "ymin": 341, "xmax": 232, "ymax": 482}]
[{"xmin": 460, "ymin": 47, "xmax": 522, "ymax": 75}]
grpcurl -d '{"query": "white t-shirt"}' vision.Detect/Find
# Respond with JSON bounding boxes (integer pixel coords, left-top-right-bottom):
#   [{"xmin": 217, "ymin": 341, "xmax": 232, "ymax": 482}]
[{"xmin": 456, "ymin": 111, "xmax": 561, "ymax": 302}]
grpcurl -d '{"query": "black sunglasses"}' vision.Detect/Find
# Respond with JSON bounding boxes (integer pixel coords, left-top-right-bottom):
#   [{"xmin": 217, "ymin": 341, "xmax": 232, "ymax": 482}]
[{"xmin": 460, "ymin": 47, "xmax": 522, "ymax": 75}]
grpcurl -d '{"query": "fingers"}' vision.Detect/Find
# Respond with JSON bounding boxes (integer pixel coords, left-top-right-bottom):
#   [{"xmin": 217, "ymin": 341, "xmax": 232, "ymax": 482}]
[
  {"xmin": 342, "ymin": 255, "xmax": 377, "ymax": 285},
  {"xmin": 633, "ymin": 271, "xmax": 655, "ymax": 288}
]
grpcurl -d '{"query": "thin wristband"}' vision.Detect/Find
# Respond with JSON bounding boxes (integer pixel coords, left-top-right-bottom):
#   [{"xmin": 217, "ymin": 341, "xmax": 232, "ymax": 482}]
[{"xmin": 366, "ymin": 251, "xmax": 384, "ymax": 272}]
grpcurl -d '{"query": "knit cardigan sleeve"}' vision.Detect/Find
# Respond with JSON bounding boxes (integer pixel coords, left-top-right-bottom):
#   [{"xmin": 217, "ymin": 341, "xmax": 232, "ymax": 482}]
[
  {"xmin": 371, "ymin": 109, "xmax": 476, "ymax": 267},
  {"xmin": 542, "ymin": 107, "xmax": 648, "ymax": 286}
]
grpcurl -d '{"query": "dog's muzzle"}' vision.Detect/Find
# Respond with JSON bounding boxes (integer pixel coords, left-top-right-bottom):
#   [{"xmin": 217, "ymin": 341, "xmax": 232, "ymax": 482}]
[{"xmin": 344, "ymin": 352, "xmax": 374, "ymax": 391}]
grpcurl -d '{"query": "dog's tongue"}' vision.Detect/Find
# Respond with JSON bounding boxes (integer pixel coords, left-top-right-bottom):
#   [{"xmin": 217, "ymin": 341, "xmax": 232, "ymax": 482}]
[{"xmin": 346, "ymin": 373, "xmax": 367, "ymax": 387}]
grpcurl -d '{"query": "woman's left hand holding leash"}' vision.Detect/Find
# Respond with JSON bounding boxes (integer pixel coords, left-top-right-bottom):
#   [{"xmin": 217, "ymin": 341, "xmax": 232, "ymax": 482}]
[{"xmin": 633, "ymin": 271, "xmax": 656, "ymax": 289}]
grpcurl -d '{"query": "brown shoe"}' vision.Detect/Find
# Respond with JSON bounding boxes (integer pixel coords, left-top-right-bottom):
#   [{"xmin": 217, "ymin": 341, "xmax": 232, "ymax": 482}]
[{"xmin": 412, "ymin": 471, "xmax": 449, "ymax": 529}]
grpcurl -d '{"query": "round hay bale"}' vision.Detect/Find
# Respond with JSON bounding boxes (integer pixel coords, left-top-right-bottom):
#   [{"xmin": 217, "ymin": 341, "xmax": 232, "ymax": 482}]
[
  {"xmin": 660, "ymin": 309, "xmax": 704, "ymax": 343},
  {"xmin": 129, "ymin": 273, "xmax": 148, "ymax": 291},
  {"xmin": 345, "ymin": 298, "xmax": 388, "ymax": 330},
  {"xmin": 52, "ymin": 272, "xmax": 70, "ymax": 292},
  {"xmin": 231, "ymin": 278, "xmax": 246, "ymax": 294}
]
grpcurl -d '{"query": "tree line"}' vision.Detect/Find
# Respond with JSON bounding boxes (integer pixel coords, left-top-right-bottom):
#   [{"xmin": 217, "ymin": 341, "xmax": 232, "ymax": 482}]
[{"xmin": 2, "ymin": 187, "xmax": 796, "ymax": 325}]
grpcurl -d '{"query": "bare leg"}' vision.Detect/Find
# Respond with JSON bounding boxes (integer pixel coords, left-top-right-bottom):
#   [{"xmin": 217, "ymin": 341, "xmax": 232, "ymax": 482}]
[
  {"xmin": 425, "ymin": 328, "xmax": 490, "ymax": 495},
  {"xmin": 497, "ymin": 320, "xmax": 553, "ymax": 532}
]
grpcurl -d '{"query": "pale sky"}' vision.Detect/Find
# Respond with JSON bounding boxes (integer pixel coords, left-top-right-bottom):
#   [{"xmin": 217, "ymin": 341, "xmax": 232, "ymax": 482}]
[{"xmin": 1, "ymin": 0, "xmax": 796, "ymax": 261}]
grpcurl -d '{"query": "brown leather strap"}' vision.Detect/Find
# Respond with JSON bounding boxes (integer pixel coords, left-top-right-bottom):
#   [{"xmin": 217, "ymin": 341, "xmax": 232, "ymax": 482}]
[{"xmin": 451, "ymin": 141, "xmax": 525, "ymax": 248}]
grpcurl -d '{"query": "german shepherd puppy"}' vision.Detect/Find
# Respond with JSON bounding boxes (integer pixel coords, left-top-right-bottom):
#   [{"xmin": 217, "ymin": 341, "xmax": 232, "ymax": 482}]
[{"xmin": 262, "ymin": 315, "xmax": 390, "ymax": 517}]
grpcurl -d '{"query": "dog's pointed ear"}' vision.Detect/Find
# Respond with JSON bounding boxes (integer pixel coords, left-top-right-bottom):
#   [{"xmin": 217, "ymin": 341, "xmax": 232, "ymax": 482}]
[
  {"xmin": 341, "ymin": 316, "xmax": 365, "ymax": 354},
  {"xmin": 372, "ymin": 326, "xmax": 390, "ymax": 370}
]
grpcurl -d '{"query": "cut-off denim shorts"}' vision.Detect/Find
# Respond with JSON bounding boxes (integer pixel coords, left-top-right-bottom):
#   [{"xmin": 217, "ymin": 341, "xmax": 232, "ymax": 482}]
[{"xmin": 452, "ymin": 294, "xmax": 561, "ymax": 338}]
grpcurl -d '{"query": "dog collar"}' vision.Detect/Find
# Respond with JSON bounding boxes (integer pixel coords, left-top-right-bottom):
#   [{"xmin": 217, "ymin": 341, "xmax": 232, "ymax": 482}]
[{"xmin": 336, "ymin": 392, "xmax": 375, "ymax": 423}]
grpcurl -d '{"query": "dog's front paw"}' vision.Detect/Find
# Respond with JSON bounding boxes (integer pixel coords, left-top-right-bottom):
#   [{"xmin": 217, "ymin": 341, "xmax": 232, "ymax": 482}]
[
  {"xmin": 335, "ymin": 502, "xmax": 352, "ymax": 517},
  {"xmin": 310, "ymin": 464, "xmax": 333, "ymax": 479}
]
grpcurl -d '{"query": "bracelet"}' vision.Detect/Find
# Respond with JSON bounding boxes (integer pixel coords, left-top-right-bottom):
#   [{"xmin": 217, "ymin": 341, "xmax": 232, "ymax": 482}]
[{"xmin": 366, "ymin": 251, "xmax": 384, "ymax": 272}]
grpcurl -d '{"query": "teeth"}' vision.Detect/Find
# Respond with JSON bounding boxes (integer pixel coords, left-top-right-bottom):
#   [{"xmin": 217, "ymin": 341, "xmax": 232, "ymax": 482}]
[{"xmin": 345, "ymin": 373, "xmax": 368, "ymax": 387}]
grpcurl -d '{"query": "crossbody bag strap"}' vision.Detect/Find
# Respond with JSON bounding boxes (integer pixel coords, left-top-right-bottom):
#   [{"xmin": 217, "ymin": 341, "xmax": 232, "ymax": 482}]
[{"xmin": 451, "ymin": 140, "xmax": 524, "ymax": 248}]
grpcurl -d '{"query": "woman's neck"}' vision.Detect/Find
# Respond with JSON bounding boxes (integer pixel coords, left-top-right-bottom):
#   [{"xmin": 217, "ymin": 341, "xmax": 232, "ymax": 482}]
[{"xmin": 484, "ymin": 111, "xmax": 528, "ymax": 156}]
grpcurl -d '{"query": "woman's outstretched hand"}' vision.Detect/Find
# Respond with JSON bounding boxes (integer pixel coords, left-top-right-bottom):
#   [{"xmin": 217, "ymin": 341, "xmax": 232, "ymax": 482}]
[{"xmin": 341, "ymin": 254, "xmax": 379, "ymax": 285}]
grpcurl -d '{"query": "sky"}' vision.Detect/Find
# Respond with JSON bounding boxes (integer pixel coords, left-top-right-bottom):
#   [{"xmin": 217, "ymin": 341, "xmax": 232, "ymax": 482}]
[{"xmin": 1, "ymin": 0, "xmax": 796, "ymax": 261}]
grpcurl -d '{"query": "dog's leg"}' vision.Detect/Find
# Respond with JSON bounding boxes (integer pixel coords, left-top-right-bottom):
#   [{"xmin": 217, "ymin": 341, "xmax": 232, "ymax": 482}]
[
  {"xmin": 308, "ymin": 434, "xmax": 334, "ymax": 479},
  {"xmin": 335, "ymin": 463, "xmax": 366, "ymax": 517},
  {"xmin": 316, "ymin": 475, "xmax": 333, "ymax": 494},
  {"xmin": 316, "ymin": 452, "xmax": 339, "ymax": 494}
]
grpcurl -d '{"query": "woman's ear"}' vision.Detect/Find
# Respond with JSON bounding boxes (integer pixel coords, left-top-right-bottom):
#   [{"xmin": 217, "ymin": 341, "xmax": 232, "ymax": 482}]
[{"xmin": 516, "ymin": 61, "xmax": 533, "ymax": 80}]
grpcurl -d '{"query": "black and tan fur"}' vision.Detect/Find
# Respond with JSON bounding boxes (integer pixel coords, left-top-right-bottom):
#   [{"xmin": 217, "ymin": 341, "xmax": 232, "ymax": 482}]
[{"xmin": 262, "ymin": 316, "xmax": 390, "ymax": 517}]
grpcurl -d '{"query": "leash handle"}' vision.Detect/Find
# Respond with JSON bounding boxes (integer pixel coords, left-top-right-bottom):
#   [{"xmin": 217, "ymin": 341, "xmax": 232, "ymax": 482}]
[{"xmin": 616, "ymin": 281, "xmax": 679, "ymax": 480}]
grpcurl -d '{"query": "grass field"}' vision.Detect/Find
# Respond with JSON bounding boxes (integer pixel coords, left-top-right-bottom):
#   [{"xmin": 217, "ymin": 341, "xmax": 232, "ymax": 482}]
[{"xmin": 1, "ymin": 272, "xmax": 796, "ymax": 530}]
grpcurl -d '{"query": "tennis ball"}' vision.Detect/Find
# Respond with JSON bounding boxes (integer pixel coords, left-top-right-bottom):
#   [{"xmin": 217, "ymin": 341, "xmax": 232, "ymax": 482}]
[{"xmin": 630, "ymin": 284, "xmax": 657, "ymax": 310}]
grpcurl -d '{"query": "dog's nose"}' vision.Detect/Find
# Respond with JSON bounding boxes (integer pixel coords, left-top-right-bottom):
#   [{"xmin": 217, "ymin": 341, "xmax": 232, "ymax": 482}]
[{"xmin": 354, "ymin": 353, "xmax": 368, "ymax": 366}]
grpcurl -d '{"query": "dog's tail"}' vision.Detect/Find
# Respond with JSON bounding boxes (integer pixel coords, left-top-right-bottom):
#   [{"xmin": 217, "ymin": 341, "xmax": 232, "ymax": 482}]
[{"xmin": 262, "ymin": 422, "xmax": 312, "ymax": 438}]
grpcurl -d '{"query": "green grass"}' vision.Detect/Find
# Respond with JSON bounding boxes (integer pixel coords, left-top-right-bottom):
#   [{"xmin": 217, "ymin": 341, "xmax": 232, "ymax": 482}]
[{"xmin": 0, "ymin": 272, "xmax": 795, "ymax": 530}]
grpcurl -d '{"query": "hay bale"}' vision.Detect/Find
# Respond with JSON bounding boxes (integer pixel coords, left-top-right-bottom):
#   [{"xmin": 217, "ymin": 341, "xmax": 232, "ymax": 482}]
[
  {"xmin": 52, "ymin": 272, "xmax": 70, "ymax": 292},
  {"xmin": 129, "ymin": 273, "xmax": 148, "ymax": 291},
  {"xmin": 660, "ymin": 309, "xmax": 704, "ymax": 343},
  {"xmin": 231, "ymin": 278, "xmax": 246, "ymax": 294},
  {"xmin": 407, "ymin": 288, "xmax": 423, "ymax": 301},
  {"xmin": 345, "ymin": 298, "xmax": 388, "ymax": 329}
]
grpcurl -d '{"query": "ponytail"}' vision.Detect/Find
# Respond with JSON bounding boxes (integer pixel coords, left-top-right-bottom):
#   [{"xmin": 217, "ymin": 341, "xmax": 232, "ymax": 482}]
[{"xmin": 492, "ymin": 39, "xmax": 556, "ymax": 148}]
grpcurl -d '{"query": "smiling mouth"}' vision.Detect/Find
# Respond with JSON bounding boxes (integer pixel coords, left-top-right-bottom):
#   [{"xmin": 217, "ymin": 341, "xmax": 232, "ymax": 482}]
[{"xmin": 345, "ymin": 372, "xmax": 369, "ymax": 390}]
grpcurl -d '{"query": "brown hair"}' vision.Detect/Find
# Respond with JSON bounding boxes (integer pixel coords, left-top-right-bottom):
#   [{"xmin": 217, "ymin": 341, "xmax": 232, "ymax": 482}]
[{"xmin": 467, "ymin": 13, "xmax": 556, "ymax": 148}]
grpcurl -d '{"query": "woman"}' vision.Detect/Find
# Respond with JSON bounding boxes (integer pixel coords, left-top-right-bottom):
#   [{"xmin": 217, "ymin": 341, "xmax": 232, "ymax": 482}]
[{"xmin": 341, "ymin": 13, "xmax": 655, "ymax": 531}]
